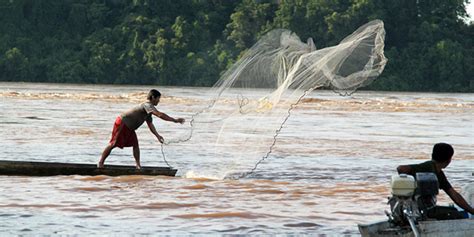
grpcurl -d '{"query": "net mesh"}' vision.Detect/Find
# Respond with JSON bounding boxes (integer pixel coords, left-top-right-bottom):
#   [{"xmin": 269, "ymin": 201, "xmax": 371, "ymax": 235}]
[{"xmin": 162, "ymin": 20, "xmax": 387, "ymax": 179}]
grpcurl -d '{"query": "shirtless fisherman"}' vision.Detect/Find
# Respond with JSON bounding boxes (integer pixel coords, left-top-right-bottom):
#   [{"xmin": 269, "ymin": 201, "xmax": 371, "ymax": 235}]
[{"xmin": 98, "ymin": 89, "xmax": 185, "ymax": 169}]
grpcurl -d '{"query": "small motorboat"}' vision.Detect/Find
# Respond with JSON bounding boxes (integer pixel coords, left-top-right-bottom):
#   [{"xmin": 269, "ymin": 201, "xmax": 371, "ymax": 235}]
[
  {"xmin": 359, "ymin": 218, "xmax": 474, "ymax": 237},
  {"xmin": 358, "ymin": 173, "xmax": 474, "ymax": 237}
]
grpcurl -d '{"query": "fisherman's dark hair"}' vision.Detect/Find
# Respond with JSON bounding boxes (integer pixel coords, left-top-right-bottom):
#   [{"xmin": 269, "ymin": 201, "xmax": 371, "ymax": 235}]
[
  {"xmin": 147, "ymin": 89, "xmax": 161, "ymax": 100},
  {"xmin": 432, "ymin": 143, "xmax": 454, "ymax": 163}
]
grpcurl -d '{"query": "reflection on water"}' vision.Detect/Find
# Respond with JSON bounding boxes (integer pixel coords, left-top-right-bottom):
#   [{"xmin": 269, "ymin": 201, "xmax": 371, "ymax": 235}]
[{"xmin": 0, "ymin": 82, "xmax": 473, "ymax": 235}]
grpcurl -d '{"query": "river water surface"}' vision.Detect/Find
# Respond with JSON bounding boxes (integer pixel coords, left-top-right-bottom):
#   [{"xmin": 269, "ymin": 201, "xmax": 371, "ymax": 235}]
[{"xmin": 0, "ymin": 82, "xmax": 472, "ymax": 235}]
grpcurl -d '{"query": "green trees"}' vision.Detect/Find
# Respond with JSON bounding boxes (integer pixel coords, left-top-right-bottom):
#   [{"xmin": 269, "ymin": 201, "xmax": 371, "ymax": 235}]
[
  {"xmin": 2, "ymin": 48, "xmax": 30, "ymax": 81},
  {"xmin": 0, "ymin": 0, "xmax": 472, "ymax": 92},
  {"xmin": 367, "ymin": 0, "xmax": 472, "ymax": 91}
]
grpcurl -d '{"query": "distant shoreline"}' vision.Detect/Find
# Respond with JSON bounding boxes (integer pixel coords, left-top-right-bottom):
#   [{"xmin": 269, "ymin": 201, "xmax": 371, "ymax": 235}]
[{"xmin": 1, "ymin": 81, "xmax": 472, "ymax": 94}]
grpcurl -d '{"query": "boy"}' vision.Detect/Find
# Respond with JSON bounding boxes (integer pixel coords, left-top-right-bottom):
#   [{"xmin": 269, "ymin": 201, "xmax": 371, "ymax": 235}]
[
  {"xmin": 397, "ymin": 143, "xmax": 474, "ymax": 219},
  {"xmin": 98, "ymin": 89, "xmax": 185, "ymax": 169}
]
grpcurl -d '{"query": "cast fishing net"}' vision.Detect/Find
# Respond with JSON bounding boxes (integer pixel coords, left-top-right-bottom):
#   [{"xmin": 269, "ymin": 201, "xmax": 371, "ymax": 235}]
[{"xmin": 161, "ymin": 20, "xmax": 387, "ymax": 179}]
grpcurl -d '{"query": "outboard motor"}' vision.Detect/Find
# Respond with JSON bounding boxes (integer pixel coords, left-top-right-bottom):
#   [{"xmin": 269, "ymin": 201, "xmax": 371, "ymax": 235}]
[
  {"xmin": 414, "ymin": 172, "xmax": 439, "ymax": 218},
  {"xmin": 387, "ymin": 174, "xmax": 418, "ymax": 225},
  {"xmin": 386, "ymin": 173, "xmax": 439, "ymax": 237}
]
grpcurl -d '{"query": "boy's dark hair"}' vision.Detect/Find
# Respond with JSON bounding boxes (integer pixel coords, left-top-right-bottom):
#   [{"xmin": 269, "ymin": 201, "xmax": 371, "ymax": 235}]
[
  {"xmin": 432, "ymin": 143, "xmax": 454, "ymax": 163},
  {"xmin": 147, "ymin": 89, "xmax": 161, "ymax": 100}
]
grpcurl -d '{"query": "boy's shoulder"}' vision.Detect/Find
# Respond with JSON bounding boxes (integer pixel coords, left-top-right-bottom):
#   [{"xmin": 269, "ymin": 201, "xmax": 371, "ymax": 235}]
[{"xmin": 142, "ymin": 102, "xmax": 158, "ymax": 113}]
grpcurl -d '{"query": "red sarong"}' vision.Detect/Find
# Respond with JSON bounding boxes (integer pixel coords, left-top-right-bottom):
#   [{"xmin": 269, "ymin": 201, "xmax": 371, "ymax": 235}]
[{"xmin": 109, "ymin": 116, "xmax": 138, "ymax": 148}]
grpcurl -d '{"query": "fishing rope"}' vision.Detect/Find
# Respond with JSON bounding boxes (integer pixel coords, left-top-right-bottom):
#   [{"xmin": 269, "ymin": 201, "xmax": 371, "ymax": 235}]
[
  {"xmin": 159, "ymin": 108, "xmax": 201, "ymax": 168},
  {"xmin": 159, "ymin": 97, "xmax": 220, "ymax": 168}
]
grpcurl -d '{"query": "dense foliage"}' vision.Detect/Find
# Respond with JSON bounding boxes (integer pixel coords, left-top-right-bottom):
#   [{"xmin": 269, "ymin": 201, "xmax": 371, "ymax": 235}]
[{"xmin": 0, "ymin": 0, "xmax": 472, "ymax": 91}]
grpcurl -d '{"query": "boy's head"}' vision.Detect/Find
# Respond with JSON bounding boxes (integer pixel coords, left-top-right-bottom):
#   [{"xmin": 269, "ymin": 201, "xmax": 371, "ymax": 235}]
[
  {"xmin": 432, "ymin": 143, "xmax": 454, "ymax": 165},
  {"xmin": 147, "ymin": 89, "xmax": 161, "ymax": 105}
]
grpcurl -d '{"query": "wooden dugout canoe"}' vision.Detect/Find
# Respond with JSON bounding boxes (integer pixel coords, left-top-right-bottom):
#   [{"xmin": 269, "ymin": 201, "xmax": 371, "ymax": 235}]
[{"xmin": 0, "ymin": 160, "xmax": 177, "ymax": 177}]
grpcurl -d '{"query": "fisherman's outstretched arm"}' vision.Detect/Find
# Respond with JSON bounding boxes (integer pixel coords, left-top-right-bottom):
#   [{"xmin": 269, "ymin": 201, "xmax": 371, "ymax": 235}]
[
  {"xmin": 446, "ymin": 188, "xmax": 474, "ymax": 214},
  {"xmin": 146, "ymin": 120, "xmax": 164, "ymax": 143},
  {"xmin": 151, "ymin": 110, "xmax": 185, "ymax": 124}
]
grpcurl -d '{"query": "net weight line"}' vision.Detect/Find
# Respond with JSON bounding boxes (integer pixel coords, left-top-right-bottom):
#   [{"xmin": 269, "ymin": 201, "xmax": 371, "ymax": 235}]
[{"xmin": 226, "ymin": 86, "xmax": 319, "ymax": 179}]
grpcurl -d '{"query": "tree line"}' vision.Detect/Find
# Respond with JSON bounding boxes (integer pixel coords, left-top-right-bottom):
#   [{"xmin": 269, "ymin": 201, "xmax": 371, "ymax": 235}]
[{"xmin": 0, "ymin": 0, "xmax": 472, "ymax": 92}]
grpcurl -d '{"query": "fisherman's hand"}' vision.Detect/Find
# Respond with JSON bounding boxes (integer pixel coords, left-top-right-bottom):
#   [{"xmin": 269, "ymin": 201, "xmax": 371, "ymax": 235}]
[
  {"xmin": 156, "ymin": 134, "xmax": 164, "ymax": 143},
  {"xmin": 175, "ymin": 118, "xmax": 185, "ymax": 124},
  {"xmin": 468, "ymin": 207, "xmax": 474, "ymax": 215}
]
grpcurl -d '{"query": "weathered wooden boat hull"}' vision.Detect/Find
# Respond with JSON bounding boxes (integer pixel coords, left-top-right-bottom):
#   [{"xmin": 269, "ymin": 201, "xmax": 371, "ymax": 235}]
[
  {"xmin": 358, "ymin": 219, "xmax": 474, "ymax": 237},
  {"xmin": 0, "ymin": 160, "xmax": 177, "ymax": 177}
]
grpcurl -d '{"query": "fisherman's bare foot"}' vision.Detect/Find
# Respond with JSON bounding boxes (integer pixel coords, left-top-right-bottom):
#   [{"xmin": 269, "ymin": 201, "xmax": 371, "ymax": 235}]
[
  {"xmin": 97, "ymin": 162, "xmax": 104, "ymax": 169},
  {"xmin": 136, "ymin": 165, "xmax": 141, "ymax": 170}
]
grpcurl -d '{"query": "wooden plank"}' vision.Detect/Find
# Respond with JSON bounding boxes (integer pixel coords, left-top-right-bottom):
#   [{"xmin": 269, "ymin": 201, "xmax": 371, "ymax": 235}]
[{"xmin": 0, "ymin": 160, "xmax": 177, "ymax": 177}]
